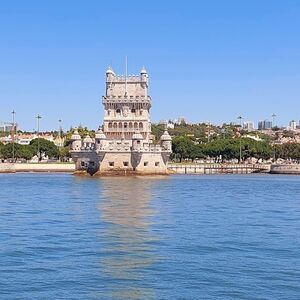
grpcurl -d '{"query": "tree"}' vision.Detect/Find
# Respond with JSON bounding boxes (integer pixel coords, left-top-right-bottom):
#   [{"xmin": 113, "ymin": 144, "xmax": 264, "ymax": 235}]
[
  {"xmin": 30, "ymin": 138, "xmax": 59, "ymax": 160},
  {"xmin": 0, "ymin": 143, "xmax": 35, "ymax": 161},
  {"xmin": 172, "ymin": 136, "xmax": 194, "ymax": 162},
  {"xmin": 59, "ymin": 146, "xmax": 71, "ymax": 162},
  {"xmin": 275, "ymin": 143, "xmax": 300, "ymax": 161},
  {"xmin": 151, "ymin": 124, "xmax": 165, "ymax": 141}
]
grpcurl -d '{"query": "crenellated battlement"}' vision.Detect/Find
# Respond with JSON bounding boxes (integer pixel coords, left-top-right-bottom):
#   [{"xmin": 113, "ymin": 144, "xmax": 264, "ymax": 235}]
[{"xmin": 106, "ymin": 75, "xmax": 144, "ymax": 83}]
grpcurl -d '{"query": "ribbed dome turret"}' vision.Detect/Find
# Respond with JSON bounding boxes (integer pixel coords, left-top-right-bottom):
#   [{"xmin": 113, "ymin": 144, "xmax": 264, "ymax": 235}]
[
  {"xmin": 83, "ymin": 134, "xmax": 93, "ymax": 144},
  {"xmin": 140, "ymin": 66, "xmax": 147, "ymax": 74},
  {"xmin": 160, "ymin": 130, "xmax": 172, "ymax": 141},
  {"xmin": 71, "ymin": 129, "xmax": 81, "ymax": 141},
  {"xmin": 106, "ymin": 66, "xmax": 115, "ymax": 75},
  {"xmin": 95, "ymin": 128, "xmax": 106, "ymax": 139}
]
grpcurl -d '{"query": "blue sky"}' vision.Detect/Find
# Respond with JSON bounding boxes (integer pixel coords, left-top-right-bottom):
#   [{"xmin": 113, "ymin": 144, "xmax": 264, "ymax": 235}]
[{"xmin": 1, "ymin": 0, "xmax": 300, "ymax": 131}]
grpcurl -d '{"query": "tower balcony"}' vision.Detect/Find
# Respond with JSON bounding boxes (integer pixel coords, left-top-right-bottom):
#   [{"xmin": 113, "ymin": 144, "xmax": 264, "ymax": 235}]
[{"xmin": 102, "ymin": 95, "xmax": 152, "ymax": 104}]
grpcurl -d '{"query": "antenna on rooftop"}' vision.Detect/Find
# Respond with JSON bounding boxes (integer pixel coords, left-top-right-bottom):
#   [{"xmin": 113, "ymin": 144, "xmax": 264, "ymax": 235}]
[{"xmin": 125, "ymin": 56, "xmax": 128, "ymax": 96}]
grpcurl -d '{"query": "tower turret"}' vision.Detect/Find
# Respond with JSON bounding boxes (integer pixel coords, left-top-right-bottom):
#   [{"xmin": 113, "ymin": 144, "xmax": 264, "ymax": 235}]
[
  {"xmin": 83, "ymin": 134, "xmax": 93, "ymax": 150},
  {"xmin": 140, "ymin": 66, "xmax": 148, "ymax": 84},
  {"xmin": 106, "ymin": 65, "xmax": 115, "ymax": 82},
  {"xmin": 160, "ymin": 129, "xmax": 172, "ymax": 152},
  {"xmin": 95, "ymin": 127, "xmax": 107, "ymax": 150},
  {"xmin": 132, "ymin": 131, "xmax": 144, "ymax": 151},
  {"xmin": 70, "ymin": 128, "xmax": 82, "ymax": 151}
]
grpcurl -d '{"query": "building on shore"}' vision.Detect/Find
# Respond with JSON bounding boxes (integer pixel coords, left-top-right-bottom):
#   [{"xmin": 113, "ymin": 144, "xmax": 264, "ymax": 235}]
[
  {"xmin": 70, "ymin": 66, "xmax": 172, "ymax": 175},
  {"xmin": 243, "ymin": 121, "xmax": 255, "ymax": 132},
  {"xmin": 0, "ymin": 122, "xmax": 17, "ymax": 133},
  {"xmin": 0, "ymin": 133, "xmax": 55, "ymax": 145},
  {"xmin": 288, "ymin": 120, "xmax": 297, "ymax": 131},
  {"xmin": 258, "ymin": 120, "xmax": 272, "ymax": 130}
]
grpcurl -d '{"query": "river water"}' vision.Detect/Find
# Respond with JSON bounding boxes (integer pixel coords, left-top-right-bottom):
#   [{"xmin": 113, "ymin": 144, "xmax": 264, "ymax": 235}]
[{"xmin": 0, "ymin": 174, "xmax": 300, "ymax": 299}]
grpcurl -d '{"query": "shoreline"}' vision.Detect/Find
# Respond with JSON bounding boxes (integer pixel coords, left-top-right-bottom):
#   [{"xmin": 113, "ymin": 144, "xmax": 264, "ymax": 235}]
[{"xmin": 1, "ymin": 162, "xmax": 300, "ymax": 175}]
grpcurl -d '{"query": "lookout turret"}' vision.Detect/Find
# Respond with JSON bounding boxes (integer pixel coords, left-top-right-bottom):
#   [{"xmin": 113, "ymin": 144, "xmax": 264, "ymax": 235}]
[
  {"xmin": 95, "ymin": 127, "xmax": 107, "ymax": 150},
  {"xmin": 71, "ymin": 129, "xmax": 82, "ymax": 151}
]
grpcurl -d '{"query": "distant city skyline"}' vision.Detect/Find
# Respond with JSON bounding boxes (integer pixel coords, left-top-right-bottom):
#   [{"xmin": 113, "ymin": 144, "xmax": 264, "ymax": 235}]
[
  {"xmin": 1, "ymin": 1, "xmax": 300, "ymax": 130},
  {"xmin": 1, "ymin": 113, "xmax": 299, "ymax": 133}
]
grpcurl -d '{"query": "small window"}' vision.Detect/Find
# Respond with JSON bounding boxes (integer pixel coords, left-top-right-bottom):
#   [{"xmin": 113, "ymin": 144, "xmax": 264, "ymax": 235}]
[
  {"xmin": 81, "ymin": 161, "xmax": 85, "ymax": 167},
  {"xmin": 155, "ymin": 162, "xmax": 159, "ymax": 167},
  {"xmin": 109, "ymin": 162, "xmax": 114, "ymax": 167},
  {"xmin": 89, "ymin": 161, "xmax": 95, "ymax": 166},
  {"xmin": 144, "ymin": 162, "xmax": 148, "ymax": 167},
  {"xmin": 116, "ymin": 109, "xmax": 121, "ymax": 113},
  {"xmin": 137, "ymin": 140, "xmax": 140, "ymax": 144},
  {"xmin": 131, "ymin": 109, "xmax": 136, "ymax": 113},
  {"xmin": 140, "ymin": 110, "xmax": 143, "ymax": 116},
  {"xmin": 123, "ymin": 162, "xmax": 129, "ymax": 167}
]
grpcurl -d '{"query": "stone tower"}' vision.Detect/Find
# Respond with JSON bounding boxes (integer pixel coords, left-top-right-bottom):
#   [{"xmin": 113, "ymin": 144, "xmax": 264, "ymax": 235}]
[
  {"xmin": 70, "ymin": 65, "xmax": 172, "ymax": 176},
  {"xmin": 103, "ymin": 66, "xmax": 151, "ymax": 142}
]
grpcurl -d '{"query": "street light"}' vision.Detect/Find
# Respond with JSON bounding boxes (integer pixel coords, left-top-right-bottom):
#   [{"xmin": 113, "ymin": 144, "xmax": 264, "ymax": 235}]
[
  {"xmin": 36, "ymin": 114, "xmax": 42, "ymax": 162},
  {"xmin": 237, "ymin": 115, "xmax": 243, "ymax": 163},
  {"xmin": 11, "ymin": 110, "xmax": 16, "ymax": 162},
  {"xmin": 58, "ymin": 119, "xmax": 62, "ymax": 147}
]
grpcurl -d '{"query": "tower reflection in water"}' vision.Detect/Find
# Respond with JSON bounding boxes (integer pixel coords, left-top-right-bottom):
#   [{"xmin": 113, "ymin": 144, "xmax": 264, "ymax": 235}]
[{"xmin": 97, "ymin": 177, "xmax": 166, "ymax": 300}]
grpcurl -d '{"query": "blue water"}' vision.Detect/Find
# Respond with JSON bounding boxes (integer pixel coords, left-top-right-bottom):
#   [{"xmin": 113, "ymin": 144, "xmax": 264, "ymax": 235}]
[{"xmin": 0, "ymin": 174, "xmax": 300, "ymax": 300}]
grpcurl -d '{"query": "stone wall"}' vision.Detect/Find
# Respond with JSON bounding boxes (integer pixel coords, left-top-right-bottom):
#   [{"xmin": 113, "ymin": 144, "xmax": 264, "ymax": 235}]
[
  {"xmin": 0, "ymin": 163, "xmax": 15, "ymax": 173},
  {"xmin": 15, "ymin": 163, "xmax": 75, "ymax": 172},
  {"xmin": 270, "ymin": 164, "xmax": 300, "ymax": 174}
]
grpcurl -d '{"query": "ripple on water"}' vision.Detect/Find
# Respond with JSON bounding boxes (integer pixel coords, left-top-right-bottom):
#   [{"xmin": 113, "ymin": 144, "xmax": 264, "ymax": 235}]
[{"xmin": 0, "ymin": 174, "xmax": 300, "ymax": 299}]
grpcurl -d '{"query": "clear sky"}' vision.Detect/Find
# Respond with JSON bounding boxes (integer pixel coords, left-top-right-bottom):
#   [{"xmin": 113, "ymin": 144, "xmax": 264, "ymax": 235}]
[{"xmin": 1, "ymin": 0, "xmax": 300, "ymax": 131}]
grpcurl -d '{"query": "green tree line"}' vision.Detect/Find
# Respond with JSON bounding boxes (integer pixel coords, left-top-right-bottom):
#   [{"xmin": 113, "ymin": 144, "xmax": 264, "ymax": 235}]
[
  {"xmin": 172, "ymin": 136, "xmax": 300, "ymax": 162},
  {"xmin": 0, "ymin": 138, "xmax": 65, "ymax": 161}
]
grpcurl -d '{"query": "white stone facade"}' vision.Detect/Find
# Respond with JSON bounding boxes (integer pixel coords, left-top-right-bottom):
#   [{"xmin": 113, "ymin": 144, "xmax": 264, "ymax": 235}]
[{"xmin": 70, "ymin": 66, "xmax": 172, "ymax": 175}]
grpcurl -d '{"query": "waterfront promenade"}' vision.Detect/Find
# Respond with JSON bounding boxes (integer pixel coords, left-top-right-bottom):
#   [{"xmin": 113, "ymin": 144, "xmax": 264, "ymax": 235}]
[
  {"xmin": 1, "ymin": 162, "xmax": 270, "ymax": 174},
  {"xmin": 168, "ymin": 163, "xmax": 271, "ymax": 174},
  {"xmin": 2, "ymin": 162, "xmax": 300, "ymax": 175},
  {"xmin": 0, "ymin": 163, "xmax": 75, "ymax": 173}
]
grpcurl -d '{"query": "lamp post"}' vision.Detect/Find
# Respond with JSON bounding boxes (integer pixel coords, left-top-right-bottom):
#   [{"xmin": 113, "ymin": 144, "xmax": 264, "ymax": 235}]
[
  {"xmin": 237, "ymin": 115, "xmax": 243, "ymax": 163},
  {"xmin": 11, "ymin": 110, "xmax": 16, "ymax": 162},
  {"xmin": 58, "ymin": 119, "xmax": 62, "ymax": 147},
  {"xmin": 36, "ymin": 114, "xmax": 42, "ymax": 162}
]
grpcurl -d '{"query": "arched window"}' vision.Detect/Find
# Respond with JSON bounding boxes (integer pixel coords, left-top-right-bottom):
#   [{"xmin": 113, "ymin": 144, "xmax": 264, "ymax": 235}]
[
  {"xmin": 124, "ymin": 122, "xmax": 128, "ymax": 129},
  {"xmin": 116, "ymin": 109, "xmax": 121, "ymax": 114},
  {"xmin": 139, "ymin": 122, "xmax": 143, "ymax": 129},
  {"xmin": 113, "ymin": 122, "xmax": 117, "ymax": 128},
  {"xmin": 108, "ymin": 122, "xmax": 112, "ymax": 128},
  {"xmin": 129, "ymin": 122, "xmax": 133, "ymax": 128},
  {"xmin": 134, "ymin": 122, "xmax": 138, "ymax": 129},
  {"xmin": 118, "ymin": 122, "xmax": 122, "ymax": 128}
]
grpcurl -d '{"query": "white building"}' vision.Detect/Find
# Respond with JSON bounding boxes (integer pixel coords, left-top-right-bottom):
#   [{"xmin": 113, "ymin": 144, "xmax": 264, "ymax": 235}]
[
  {"xmin": 288, "ymin": 120, "xmax": 297, "ymax": 131},
  {"xmin": 243, "ymin": 121, "xmax": 255, "ymax": 132}
]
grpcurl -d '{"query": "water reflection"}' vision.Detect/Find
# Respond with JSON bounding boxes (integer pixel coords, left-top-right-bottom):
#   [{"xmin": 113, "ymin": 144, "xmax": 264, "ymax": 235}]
[{"xmin": 97, "ymin": 177, "xmax": 166, "ymax": 300}]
